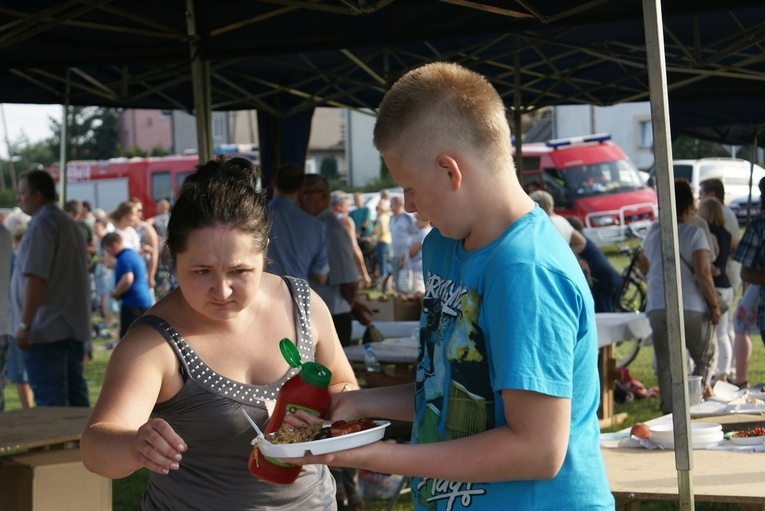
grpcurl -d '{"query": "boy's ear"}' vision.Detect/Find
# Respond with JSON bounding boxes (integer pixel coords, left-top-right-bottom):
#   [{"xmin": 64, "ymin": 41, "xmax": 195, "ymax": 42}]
[{"xmin": 435, "ymin": 154, "xmax": 462, "ymax": 190}]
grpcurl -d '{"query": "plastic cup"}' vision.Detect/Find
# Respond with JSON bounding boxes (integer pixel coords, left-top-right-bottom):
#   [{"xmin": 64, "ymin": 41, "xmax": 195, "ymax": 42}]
[{"xmin": 687, "ymin": 375, "xmax": 703, "ymax": 407}]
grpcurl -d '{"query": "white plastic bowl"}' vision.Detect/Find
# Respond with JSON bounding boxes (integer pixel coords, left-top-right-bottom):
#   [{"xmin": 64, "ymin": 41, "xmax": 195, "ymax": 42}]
[
  {"xmin": 648, "ymin": 422, "xmax": 723, "ymax": 448},
  {"xmin": 728, "ymin": 431, "xmax": 765, "ymax": 446},
  {"xmin": 651, "ymin": 432, "xmax": 724, "ymax": 449}
]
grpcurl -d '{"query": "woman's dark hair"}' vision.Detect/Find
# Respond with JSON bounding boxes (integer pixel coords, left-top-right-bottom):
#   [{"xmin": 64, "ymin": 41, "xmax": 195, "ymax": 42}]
[
  {"xmin": 165, "ymin": 157, "xmax": 269, "ymax": 266},
  {"xmin": 674, "ymin": 178, "xmax": 695, "ymax": 216}
]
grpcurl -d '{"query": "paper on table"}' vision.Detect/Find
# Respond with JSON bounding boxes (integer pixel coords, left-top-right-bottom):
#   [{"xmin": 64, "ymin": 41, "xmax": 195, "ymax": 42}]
[{"xmin": 707, "ymin": 380, "xmax": 747, "ymax": 403}]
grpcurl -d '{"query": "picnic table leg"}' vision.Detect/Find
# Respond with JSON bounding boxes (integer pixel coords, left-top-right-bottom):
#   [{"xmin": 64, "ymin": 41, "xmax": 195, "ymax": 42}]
[
  {"xmin": 614, "ymin": 497, "xmax": 640, "ymax": 511},
  {"xmin": 598, "ymin": 344, "xmax": 627, "ymax": 428}
]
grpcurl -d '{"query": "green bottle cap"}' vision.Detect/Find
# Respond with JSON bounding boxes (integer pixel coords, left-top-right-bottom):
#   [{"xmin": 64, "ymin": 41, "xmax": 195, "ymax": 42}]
[
  {"xmin": 279, "ymin": 338, "xmax": 303, "ymax": 369},
  {"xmin": 279, "ymin": 338, "xmax": 332, "ymax": 388},
  {"xmin": 299, "ymin": 361, "xmax": 332, "ymax": 388}
]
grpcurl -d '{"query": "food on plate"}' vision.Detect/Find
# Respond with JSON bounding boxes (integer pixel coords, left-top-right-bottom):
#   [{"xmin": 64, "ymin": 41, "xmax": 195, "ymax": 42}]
[
  {"xmin": 630, "ymin": 423, "xmax": 652, "ymax": 440},
  {"xmin": 265, "ymin": 418, "xmax": 379, "ymax": 445},
  {"xmin": 732, "ymin": 427, "xmax": 765, "ymax": 438},
  {"xmin": 268, "ymin": 423, "xmax": 324, "ymax": 445},
  {"xmin": 313, "ymin": 419, "xmax": 378, "ymax": 440}
]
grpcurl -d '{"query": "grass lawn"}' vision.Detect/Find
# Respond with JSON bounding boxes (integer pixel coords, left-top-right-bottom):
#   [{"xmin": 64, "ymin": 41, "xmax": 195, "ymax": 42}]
[{"xmin": 3, "ymin": 241, "xmax": 763, "ymax": 510}]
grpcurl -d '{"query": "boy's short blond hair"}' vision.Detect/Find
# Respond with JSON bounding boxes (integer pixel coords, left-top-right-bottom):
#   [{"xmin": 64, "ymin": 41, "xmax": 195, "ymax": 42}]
[{"xmin": 374, "ymin": 61, "xmax": 512, "ymax": 171}]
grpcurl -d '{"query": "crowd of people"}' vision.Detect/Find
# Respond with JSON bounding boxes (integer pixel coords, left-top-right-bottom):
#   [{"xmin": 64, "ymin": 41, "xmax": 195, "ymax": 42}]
[
  {"xmin": 31, "ymin": 61, "xmax": 765, "ymax": 510},
  {"xmin": 528, "ymin": 165, "xmax": 762, "ymax": 416},
  {"xmin": 86, "ymin": 62, "xmax": 615, "ymax": 510},
  {"xmin": 635, "ymin": 176, "xmax": 760, "ymax": 413},
  {"xmin": 0, "ymin": 181, "xmax": 173, "ymax": 410}
]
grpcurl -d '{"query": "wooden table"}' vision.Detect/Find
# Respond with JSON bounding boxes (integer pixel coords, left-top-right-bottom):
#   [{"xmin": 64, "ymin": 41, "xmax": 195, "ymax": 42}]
[
  {"xmin": 0, "ymin": 407, "xmax": 112, "ymax": 511},
  {"xmin": 345, "ymin": 313, "xmax": 652, "ymax": 427},
  {"xmin": 594, "ymin": 312, "xmax": 651, "ymax": 428},
  {"xmin": 602, "ymin": 447, "xmax": 765, "ymax": 510},
  {"xmin": 350, "ymin": 320, "xmax": 418, "ymax": 343},
  {"xmin": 0, "ymin": 406, "xmax": 92, "ymax": 454},
  {"xmin": 344, "ymin": 336, "xmax": 418, "ymax": 387}
]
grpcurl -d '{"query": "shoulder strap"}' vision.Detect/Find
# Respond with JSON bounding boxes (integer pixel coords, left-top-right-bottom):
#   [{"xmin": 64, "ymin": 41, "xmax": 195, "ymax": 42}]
[
  {"xmin": 281, "ymin": 276, "xmax": 316, "ymax": 364},
  {"xmin": 678, "ymin": 252, "xmax": 695, "ymax": 274},
  {"xmin": 131, "ymin": 314, "xmax": 190, "ymax": 382}
]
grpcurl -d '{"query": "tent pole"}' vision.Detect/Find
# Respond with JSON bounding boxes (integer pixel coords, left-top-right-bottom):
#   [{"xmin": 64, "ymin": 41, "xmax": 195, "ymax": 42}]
[
  {"xmin": 746, "ymin": 132, "xmax": 755, "ymax": 223},
  {"xmin": 186, "ymin": 0, "xmax": 213, "ymax": 163},
  {"xmin": 642, "ymin": 0, "xmax": 695, "ymax": 509},
  {"xmin": 514, "ymin": 38, "xmax": 524, "ymax": 179},
  {"xmin": 58, "ymin": 72, "xmax": 70, "ymax": 207},
  {"xmin": 753, "ymin": 130, "xmax": 758, "ymax": 194}
]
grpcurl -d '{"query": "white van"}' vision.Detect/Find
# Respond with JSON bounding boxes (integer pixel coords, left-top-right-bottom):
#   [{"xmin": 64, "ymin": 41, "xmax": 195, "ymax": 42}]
[{"xmin": 672, "ymin": 157, "xmax": 765, "ymax": 204}]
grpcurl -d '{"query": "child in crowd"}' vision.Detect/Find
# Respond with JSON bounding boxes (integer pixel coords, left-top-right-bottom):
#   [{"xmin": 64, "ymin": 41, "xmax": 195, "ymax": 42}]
[
  {"xmin": 92, "ymin": 218, "xmax": 116, "ymax": 331},
  {"xmin": 101, "ymin": 232, "xmax": 154, "ymax": 340}
]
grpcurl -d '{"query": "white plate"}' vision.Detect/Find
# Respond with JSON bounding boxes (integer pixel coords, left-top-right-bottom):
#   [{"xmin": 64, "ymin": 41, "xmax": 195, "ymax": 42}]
[
  {"xmin": 651, "ymin": 431, "xmax": 724, "ymax": 450},
  {"xmin": 728, "ymin": 434, "xmax": 765, "ymax": 446},
  {"xmin": 254, "ymin": 420, "xmax": 390, "ymax": 458},
  {"xmin": 727, "ymin": 403, "xmax": 765, "ymax": 413},
  {"xmin": 649, "ymin": 422, "xmax": 722, "ymax": 441}
]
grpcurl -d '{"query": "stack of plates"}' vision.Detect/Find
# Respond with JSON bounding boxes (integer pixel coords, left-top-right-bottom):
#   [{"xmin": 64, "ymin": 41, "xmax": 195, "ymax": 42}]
[{"xmin": 649, "ymin": 422, "xmax": 723, "ymax": 449}]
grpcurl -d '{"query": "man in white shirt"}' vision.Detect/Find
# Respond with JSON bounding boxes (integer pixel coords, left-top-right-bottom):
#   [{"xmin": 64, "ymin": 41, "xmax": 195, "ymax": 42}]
[
  {"xmin": 529, "ymin": 190, "xmax": 586, "ymax": 255},
  {"xmin": 389, "ymin": 195, "xmax": 418, "ymax": 291},
  {"xmin": 699, "ymin": 178, "xmax": 741, "ymax": 291}
]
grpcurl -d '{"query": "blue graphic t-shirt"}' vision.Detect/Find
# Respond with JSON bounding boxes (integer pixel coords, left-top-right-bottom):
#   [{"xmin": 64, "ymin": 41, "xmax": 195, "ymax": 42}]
[{"xmin": 412, "ymin": 206, "xmax": 613, "ymax": 510}]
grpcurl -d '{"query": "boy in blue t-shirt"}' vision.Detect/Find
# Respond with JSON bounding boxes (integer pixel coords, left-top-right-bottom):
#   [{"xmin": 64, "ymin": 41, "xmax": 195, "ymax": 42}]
[
  {"xmin": 101, "ymin": 232, "xmax": 153, "ymax": 340},
  {"xmin": 292, "ymin": 62, "xmax": 613, "ymax": 510}
]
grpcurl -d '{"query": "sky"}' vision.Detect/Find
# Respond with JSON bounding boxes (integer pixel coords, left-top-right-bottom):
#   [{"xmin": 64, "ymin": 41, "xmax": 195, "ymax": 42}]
[{"xmin": 0, "ymin": 103, "xmax": 64, "ymax": 159}]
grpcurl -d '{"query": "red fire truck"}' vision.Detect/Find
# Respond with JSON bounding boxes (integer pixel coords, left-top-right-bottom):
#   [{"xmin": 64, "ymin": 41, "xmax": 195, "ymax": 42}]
[
  {"xmin": 50, "ymin": 155, "xmax": 201, "ymax": 218},
  {"xmin": 517, "ymin": 134, "xmax": 657, "ymax": 245}
]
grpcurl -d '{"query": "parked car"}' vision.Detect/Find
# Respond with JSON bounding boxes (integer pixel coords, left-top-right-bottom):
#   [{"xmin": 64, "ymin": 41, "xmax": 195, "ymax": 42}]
[
  {"xmin": 672, "ymin": 157, "xmax": 765, "ymax": 205},
  {"xmin": 517, "ymin": 134, "xmax": 657, "ymax": 246},
  {"xmin": 729, "ymin": 195, "xmax": 761, "ymax": 224}
]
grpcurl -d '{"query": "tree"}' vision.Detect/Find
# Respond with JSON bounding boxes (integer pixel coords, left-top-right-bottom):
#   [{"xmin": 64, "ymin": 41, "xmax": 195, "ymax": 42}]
[
  {"xmin": 16, "ymin": 138, "xmax": 57, "ymax": 169},
  {"xmin": 49, "ymin": 106, "xmax": 122, "ymax": 161},
  {"xmin": 734, "ymin": 144, "xmax": 762, "ymax": 163},
  {"xmin": 149, "ymin": 144, "xmax": 169, "ymax": 157},
  {"xmin": 0, "ymin": 136, "xmax": 57, "ymax": 190},
  {"xmin": 672, "ymin": 135, "xmax": 730, "ymax": 160},
  {"xmin": 319, "ymin": 156, "xmax": 339, "ymax": 181},
  {"xmin": 118, "ymin": 145, "xmax": 148, "ymax": 158}
]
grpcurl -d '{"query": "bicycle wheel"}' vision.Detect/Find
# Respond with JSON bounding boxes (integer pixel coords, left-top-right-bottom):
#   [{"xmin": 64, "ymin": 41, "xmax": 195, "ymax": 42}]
[
  {"xmin": 617, "ymin": 276, "xmax": 647, "ymax": 313},
  {"xmin": 614, "ymin": 337, "xmax": 641, "ymax": 368}
]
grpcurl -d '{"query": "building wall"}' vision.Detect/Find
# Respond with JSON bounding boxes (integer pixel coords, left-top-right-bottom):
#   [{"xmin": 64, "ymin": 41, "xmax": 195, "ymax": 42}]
[
  {"xmin": 119, "ymin": 109, "xmax": 173, "ymax": 153},
  {"xmin": 553, "ymin": 102, "xmax": 655, "ymax": 170},
  {"xmin": 227, "ymin": 107, "xmax": 358, "ymax": 183},
  {"xmin": 171, "ymin": 110, "xmax": 229, "ymax": 154},
  {"xmin": 307, "ymin": 108, "xmax": 346, "ymax": 178},
  {"xmin": 344, "ymin": 109, "xmax": 379, "ymax": 188},
  {"xmin": 228, "ymin": 110, "xmax": 259, "ymax": 145},
  {"xmin": 123, "ymin": 107, "xmax": 381, "ymax": 187}
]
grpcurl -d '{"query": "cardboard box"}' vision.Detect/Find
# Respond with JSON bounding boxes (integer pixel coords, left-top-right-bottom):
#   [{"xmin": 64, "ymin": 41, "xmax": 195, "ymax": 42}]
[
  {"xmin": 357, "ymin": 294, "xmax": 396, "ymax": 322},
  {"xmin": 357, "ymin": 294, "xmax": 421, "ymax": 322},
  {"xmin": 394, "ymin": 298, "xmax": 421, "ymax": 321},
  {"xmin": 0, "ymin": 449, "xmax": 111, "ymax": 511}
]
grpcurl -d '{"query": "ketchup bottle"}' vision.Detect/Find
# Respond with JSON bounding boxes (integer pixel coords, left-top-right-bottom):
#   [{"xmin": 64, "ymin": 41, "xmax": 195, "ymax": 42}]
[{"xmin": 248, "ymin": 338, "xmax": 332, "ymax": 484}]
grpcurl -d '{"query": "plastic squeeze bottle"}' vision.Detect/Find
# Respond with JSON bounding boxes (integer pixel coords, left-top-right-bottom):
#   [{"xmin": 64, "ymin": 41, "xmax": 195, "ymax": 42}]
[{"xmin": 248, "ymin": 338, "xmax": 332, "ymax": 484}]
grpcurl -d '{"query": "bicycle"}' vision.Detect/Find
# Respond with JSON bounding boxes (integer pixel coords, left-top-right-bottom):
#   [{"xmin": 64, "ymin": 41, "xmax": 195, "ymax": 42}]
[{"xmin": 613, "ymin": 243, "xmax": 649, "ymax": 367}]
